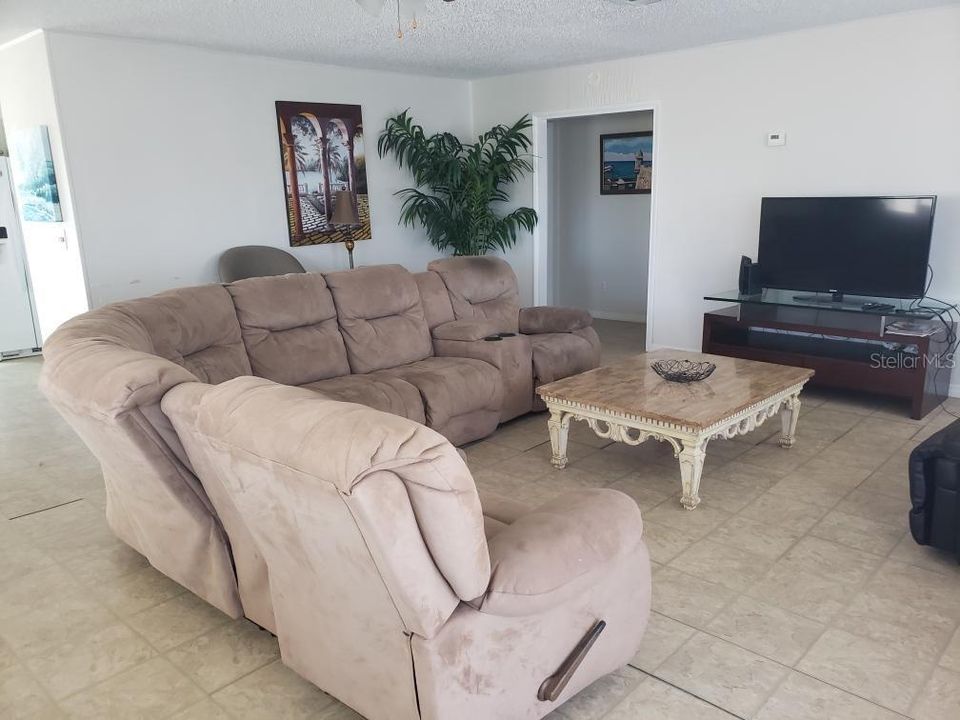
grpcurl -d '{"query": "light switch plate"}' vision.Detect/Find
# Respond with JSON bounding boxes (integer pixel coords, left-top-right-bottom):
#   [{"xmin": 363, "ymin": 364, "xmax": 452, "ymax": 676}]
[{"xmin": 767, "ymin": 131, "xmax": 786, "ymax": 147}]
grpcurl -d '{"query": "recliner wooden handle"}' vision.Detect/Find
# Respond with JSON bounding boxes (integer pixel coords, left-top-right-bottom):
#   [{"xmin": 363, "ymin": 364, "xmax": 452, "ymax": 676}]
[{"xmin": 537, "ymin": 620, "xmax": 607, "ymax": 702}]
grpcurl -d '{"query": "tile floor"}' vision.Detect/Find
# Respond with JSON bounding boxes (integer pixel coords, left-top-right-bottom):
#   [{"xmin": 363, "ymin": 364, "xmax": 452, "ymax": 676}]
[{"xmin": 2, "ymin": 319, "xmax": 960, "ymax": 719}]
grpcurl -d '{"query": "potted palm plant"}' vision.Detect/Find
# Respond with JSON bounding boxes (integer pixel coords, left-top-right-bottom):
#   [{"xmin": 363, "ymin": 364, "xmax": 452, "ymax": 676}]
[{"xmin": 377, "ymin": 111, "xmax": 538, "ymax": 256}]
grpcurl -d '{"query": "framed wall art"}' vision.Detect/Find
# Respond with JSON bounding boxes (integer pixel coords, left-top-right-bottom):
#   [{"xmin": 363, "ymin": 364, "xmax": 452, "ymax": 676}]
[{"xmin": 600, "ymin": 131, "xmax": 653, "ymax": 195}]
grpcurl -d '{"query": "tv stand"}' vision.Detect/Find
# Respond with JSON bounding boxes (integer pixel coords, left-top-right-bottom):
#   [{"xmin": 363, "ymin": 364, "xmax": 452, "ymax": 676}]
[
  {"xmin": 792, "ymin": 291, "xmax": 845, "ymax": 304},
  {"xmin": 702, "ymin": 292, "xmax": 953, "ymax": 420}
]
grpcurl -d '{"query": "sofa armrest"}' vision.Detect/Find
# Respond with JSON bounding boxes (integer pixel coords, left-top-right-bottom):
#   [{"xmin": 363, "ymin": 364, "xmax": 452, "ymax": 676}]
[
  {"xmin": 474, "ymin": 489, "xmax": 644, "ymax": 617},
  {"xmin": 40, "ymin": 341, "xmax": 197, "ymax": 419},
  {"xmin": 432, "ymin": 319, "xmax": 500, "ymax": 342},
  {"xmin": 519, "ymin": 306, "xmax": 592, "ymax": 335}
]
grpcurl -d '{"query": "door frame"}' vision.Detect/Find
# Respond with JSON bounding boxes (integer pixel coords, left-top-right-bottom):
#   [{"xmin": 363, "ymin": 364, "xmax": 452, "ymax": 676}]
[
  {"xmin": 531, "ymin": 101, "xmax": 661, "ymax": 350},
  {"xmin": 0, "ymin": 156, "xmax": 42, "ymax": 357}
]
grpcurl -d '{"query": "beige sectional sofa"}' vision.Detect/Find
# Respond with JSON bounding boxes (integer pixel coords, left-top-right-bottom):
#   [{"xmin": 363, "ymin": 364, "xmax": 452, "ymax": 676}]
[
  {"xmin": 39, "ymin": 257, "xmax": 649, "ymax": 720},
  {"xmin": 165, "ymin": 377, "xmax": 651, "ymax": 720}
]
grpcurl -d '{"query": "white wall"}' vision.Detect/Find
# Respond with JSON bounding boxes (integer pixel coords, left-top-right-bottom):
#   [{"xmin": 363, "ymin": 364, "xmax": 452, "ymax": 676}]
[
  {"xmin": 472, "ymin": 6, "xmax": 960, "ymax": 351},
  {"xmin": 44, "ymin": 32, "xmax": 472, "ymax": 307},
  {"xmin": 0, "ymin": 32, "xmax": 88, "ymax": 339},
  {"xmin": 550, "ymin": 111, "xmax": 652, "ymax": 321}
]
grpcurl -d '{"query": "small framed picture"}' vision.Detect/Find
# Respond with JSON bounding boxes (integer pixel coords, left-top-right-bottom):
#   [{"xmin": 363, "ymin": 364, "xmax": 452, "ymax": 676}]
[{"xmin": 601, "ymin": 131, "xmax": 653, "ymax": 195}]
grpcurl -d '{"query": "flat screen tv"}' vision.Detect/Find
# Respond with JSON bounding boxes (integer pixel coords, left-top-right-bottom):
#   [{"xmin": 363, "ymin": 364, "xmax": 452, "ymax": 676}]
[{"xmin": 757, "ymin": 196, "xmax": 936, "ymax": 299}]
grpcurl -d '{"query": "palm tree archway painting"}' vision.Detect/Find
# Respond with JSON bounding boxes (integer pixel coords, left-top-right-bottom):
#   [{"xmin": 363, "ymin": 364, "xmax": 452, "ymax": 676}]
[{"xmin": 276, "ymin": 101, "xmax": 371, "ymax": 247}]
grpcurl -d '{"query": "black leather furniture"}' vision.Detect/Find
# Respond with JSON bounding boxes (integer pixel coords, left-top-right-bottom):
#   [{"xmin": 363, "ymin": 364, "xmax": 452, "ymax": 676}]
[{"xmin": 909, "ymin": 418, "xmax": 960, "ymax": 560}]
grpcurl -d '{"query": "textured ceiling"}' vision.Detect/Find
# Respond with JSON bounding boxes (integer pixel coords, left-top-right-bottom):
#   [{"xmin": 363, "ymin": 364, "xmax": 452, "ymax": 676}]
[{"xmin": 0, "ymin": 0, "xmax": 955, "ymax": 78}]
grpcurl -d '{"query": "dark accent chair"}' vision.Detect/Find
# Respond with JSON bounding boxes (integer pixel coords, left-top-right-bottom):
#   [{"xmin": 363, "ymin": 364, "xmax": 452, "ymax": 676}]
[
  {"xmin": 909, "ymin": 418, "xmax": 960, "ymax": 560},
  {"xmin": 218, "ymin": 245, "xmax": 305, "ymax": 283}
]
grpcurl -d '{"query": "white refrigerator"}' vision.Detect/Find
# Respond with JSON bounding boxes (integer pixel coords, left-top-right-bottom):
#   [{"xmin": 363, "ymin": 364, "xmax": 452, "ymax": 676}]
[{"xmin": 0, "ymin": 156, "xmax": 41, "ymax": 359}]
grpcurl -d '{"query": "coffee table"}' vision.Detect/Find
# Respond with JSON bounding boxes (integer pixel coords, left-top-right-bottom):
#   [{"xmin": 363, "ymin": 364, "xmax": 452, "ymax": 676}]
[{"xmin": 537, "ymin": 350, "xmax": 814, "ymax": 510}]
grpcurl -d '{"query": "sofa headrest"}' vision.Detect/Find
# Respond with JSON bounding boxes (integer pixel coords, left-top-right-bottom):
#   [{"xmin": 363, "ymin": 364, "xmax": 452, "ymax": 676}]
[
  {"xmin": 164, "ymin": 376, "xmax": 492, "ymax": 605},
  {"xmin": 114, "ymin": 285, "xmax": 251, "ymax": 383},
  {"xmin": 226, "ymin": 272, "xmax": 350, "ymax": 385},
  {"xmin": 40, "ymin": 284, "xmax": 250, "ymax": 417},
  {"xmin": 324, "ymin": 265, "xmax": 433, "ymax": 373},
  {"xmin": 427, "ymin": 256, "xmax": 520, "ymax": 334},
  {"xmin": 413, "ymin": 271, "xmax": 455, "ymax": 329}
]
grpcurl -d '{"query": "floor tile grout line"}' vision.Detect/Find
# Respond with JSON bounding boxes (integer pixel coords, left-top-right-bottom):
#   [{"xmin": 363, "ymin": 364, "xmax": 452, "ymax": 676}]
[
  {"xmin": 788, "ymin": 668, "xmax": 914, "ymax": 720},
  {"xmin": 201, "ymin": 648, "xmax": 283, "ymax": 697},
  {"xmin": 904, "ymin": 626, "xmax": 956, "ymax": 715},
  {"xmin": 646, "ymin": 575, "xmax": 923, "ymax": 720},
  {"xmin": 3, "ymin": 562, "xmax": 196, "ymax": 709},
  {"xmin": 627, "ymin": 668, "xmax": 746, "ymax": 719},
  {"xmin": 54, "ymin": 655, "xmax": 209, "ymax": 718},
  {"xmin": 643, "ymin": 413, "xmax": 959, "ymax": 715},
  {"xmin": 24, "ymin": 596, "xmax": 160, "ymax": 708},
  {"xmin": 647, "ymin": 610, "xmax": 917, "ymax": 719},
  {"xmin": 0, "ymin": 596, "xmax": 76, "ymax": 715},
  {"xmin": 51, "ymin": 621, "xmax": 276, "ymax": 713},
  {"xmin": 7, "ymin": 497, "xmax": 84, "ymax": 520}
]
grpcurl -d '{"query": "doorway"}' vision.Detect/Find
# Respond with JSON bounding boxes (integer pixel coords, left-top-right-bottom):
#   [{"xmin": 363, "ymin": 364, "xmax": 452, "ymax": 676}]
[
  {"xmin": 0, "ymin": 103, "xmax": 88, "ymax": 352},
  {"xmin": 0, "ymin": 156, "xmax": 41, "ymax": 358},
  {"xmin": 532, "ymin": 104, "xmax": 659, "ymax": 356}
]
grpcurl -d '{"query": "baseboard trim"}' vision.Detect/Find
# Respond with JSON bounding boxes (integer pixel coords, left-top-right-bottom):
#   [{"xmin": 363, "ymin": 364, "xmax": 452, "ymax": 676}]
[{"xmin": 590, "ymin": 310, "xmax": 647, "ymax": 323}]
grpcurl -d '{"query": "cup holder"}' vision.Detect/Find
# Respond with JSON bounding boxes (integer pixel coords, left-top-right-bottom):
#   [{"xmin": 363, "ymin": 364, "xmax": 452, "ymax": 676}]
[{"xmin": 483, "ymin": 335, "xmax": 503, "ymax": 342}]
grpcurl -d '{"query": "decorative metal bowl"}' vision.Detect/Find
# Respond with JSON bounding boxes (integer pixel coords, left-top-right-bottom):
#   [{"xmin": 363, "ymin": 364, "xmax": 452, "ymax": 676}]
[{"xmin": 651, "ymin": 359, "xmax": 717, "ymax": 383}]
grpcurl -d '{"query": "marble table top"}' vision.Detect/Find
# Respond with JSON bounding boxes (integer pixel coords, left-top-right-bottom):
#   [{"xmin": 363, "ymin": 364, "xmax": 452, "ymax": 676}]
[{"xmin": 537, "ymin": 349, "xmax": 814, "ymax": 430}]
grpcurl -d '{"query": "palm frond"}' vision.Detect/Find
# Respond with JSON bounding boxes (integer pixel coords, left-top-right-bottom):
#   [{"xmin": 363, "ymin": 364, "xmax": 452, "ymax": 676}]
[{"xmin": 378, "ymin": 111, "xmax": 538, "ymax": 255}]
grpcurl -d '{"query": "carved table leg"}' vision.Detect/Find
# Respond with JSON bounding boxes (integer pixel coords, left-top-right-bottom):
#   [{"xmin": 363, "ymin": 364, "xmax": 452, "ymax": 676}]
[
  {"xmin": 548, "ymin": 409, "xmax": 571, "ymax": 469},
  {"xmin": 779, "ymin": 395, "xmax": 802, "ymax": 448},
  {"xmin": 678, "ymin": 438, "xmax": 707, "ymax": 510}
]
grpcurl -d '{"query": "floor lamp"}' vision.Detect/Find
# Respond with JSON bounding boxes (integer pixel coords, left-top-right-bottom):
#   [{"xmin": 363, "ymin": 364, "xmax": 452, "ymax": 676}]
[{"xmin": 330, "ymin": 190, "xmax": 361, "ymax": 269}]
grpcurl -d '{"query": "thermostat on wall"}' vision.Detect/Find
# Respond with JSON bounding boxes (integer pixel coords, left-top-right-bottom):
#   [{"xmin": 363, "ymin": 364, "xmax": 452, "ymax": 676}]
[{"xmin": 767, "ymin": 131, "xmax": 786, "ymax": 147}]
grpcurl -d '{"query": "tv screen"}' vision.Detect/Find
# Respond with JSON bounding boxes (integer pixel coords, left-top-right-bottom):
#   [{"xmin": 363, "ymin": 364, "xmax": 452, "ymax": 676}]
[{"xmin": 757, "ymin": 196, "xmax": 936, "ymax": 299}]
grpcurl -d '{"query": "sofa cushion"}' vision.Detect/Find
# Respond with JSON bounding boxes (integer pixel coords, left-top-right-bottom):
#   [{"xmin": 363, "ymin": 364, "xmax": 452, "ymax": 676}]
[
  {"xmin": 120, "ymin": 284, "xmax": 251, "ymax": 384},
  {"xmin": 381, "ymin": 357, "xmax": 502, "ymax": 434},
  {"xmin": 227, "ymin": 273, "xmax": 350, "ymax": 385},
  {"xmin": 428, "ymin": 257, "xmax": 520, "ymax": 334},
  {"xmin": 302, "ymin": 373, "xmax": 426, "ymax": 425},
  {"xmin": 325, "ymin": 265, "xmax": 433, "ymax": 374},
  {"xmin": 414, "ymin": 271, "xmax": 456, "ymax": 329}
]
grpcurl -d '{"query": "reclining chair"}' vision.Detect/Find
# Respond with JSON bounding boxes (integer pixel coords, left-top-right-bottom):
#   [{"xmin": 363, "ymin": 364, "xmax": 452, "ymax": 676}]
[
  {"xmin": 164, "ymin": 376, "xmax": 651, "ymax": 720},
  {"xmin": 420, "ymin": 256, "xmax": 601, "ymax": 420},
  {"xmin": 909, "ymin": 419, "xmax": 960, "ymax": 560}
]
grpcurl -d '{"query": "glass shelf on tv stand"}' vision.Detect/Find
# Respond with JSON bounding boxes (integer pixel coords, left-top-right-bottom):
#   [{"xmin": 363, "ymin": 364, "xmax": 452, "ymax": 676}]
[{"xmin": 703, "ymin": 288, "xmax": 928, "ymax": 317}]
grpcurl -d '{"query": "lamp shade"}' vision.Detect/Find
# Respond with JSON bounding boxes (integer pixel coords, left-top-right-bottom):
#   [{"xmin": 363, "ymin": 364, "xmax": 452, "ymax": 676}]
[{"xmin": 331, "ymin": 191, "xmax": 360, "ymax": 225}]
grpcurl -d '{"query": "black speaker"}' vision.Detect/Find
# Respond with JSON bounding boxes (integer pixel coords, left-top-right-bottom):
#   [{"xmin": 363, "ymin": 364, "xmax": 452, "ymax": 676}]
[{"xmin": 738, "ymin": 256, "xmax": 762, "ymax": 295}]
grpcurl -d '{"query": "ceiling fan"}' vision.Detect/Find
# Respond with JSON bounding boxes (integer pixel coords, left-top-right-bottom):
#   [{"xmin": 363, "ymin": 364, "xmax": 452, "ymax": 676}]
[{"xmin": 354, "ymin": 0, "xmax": 456, "ymax": 38}]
